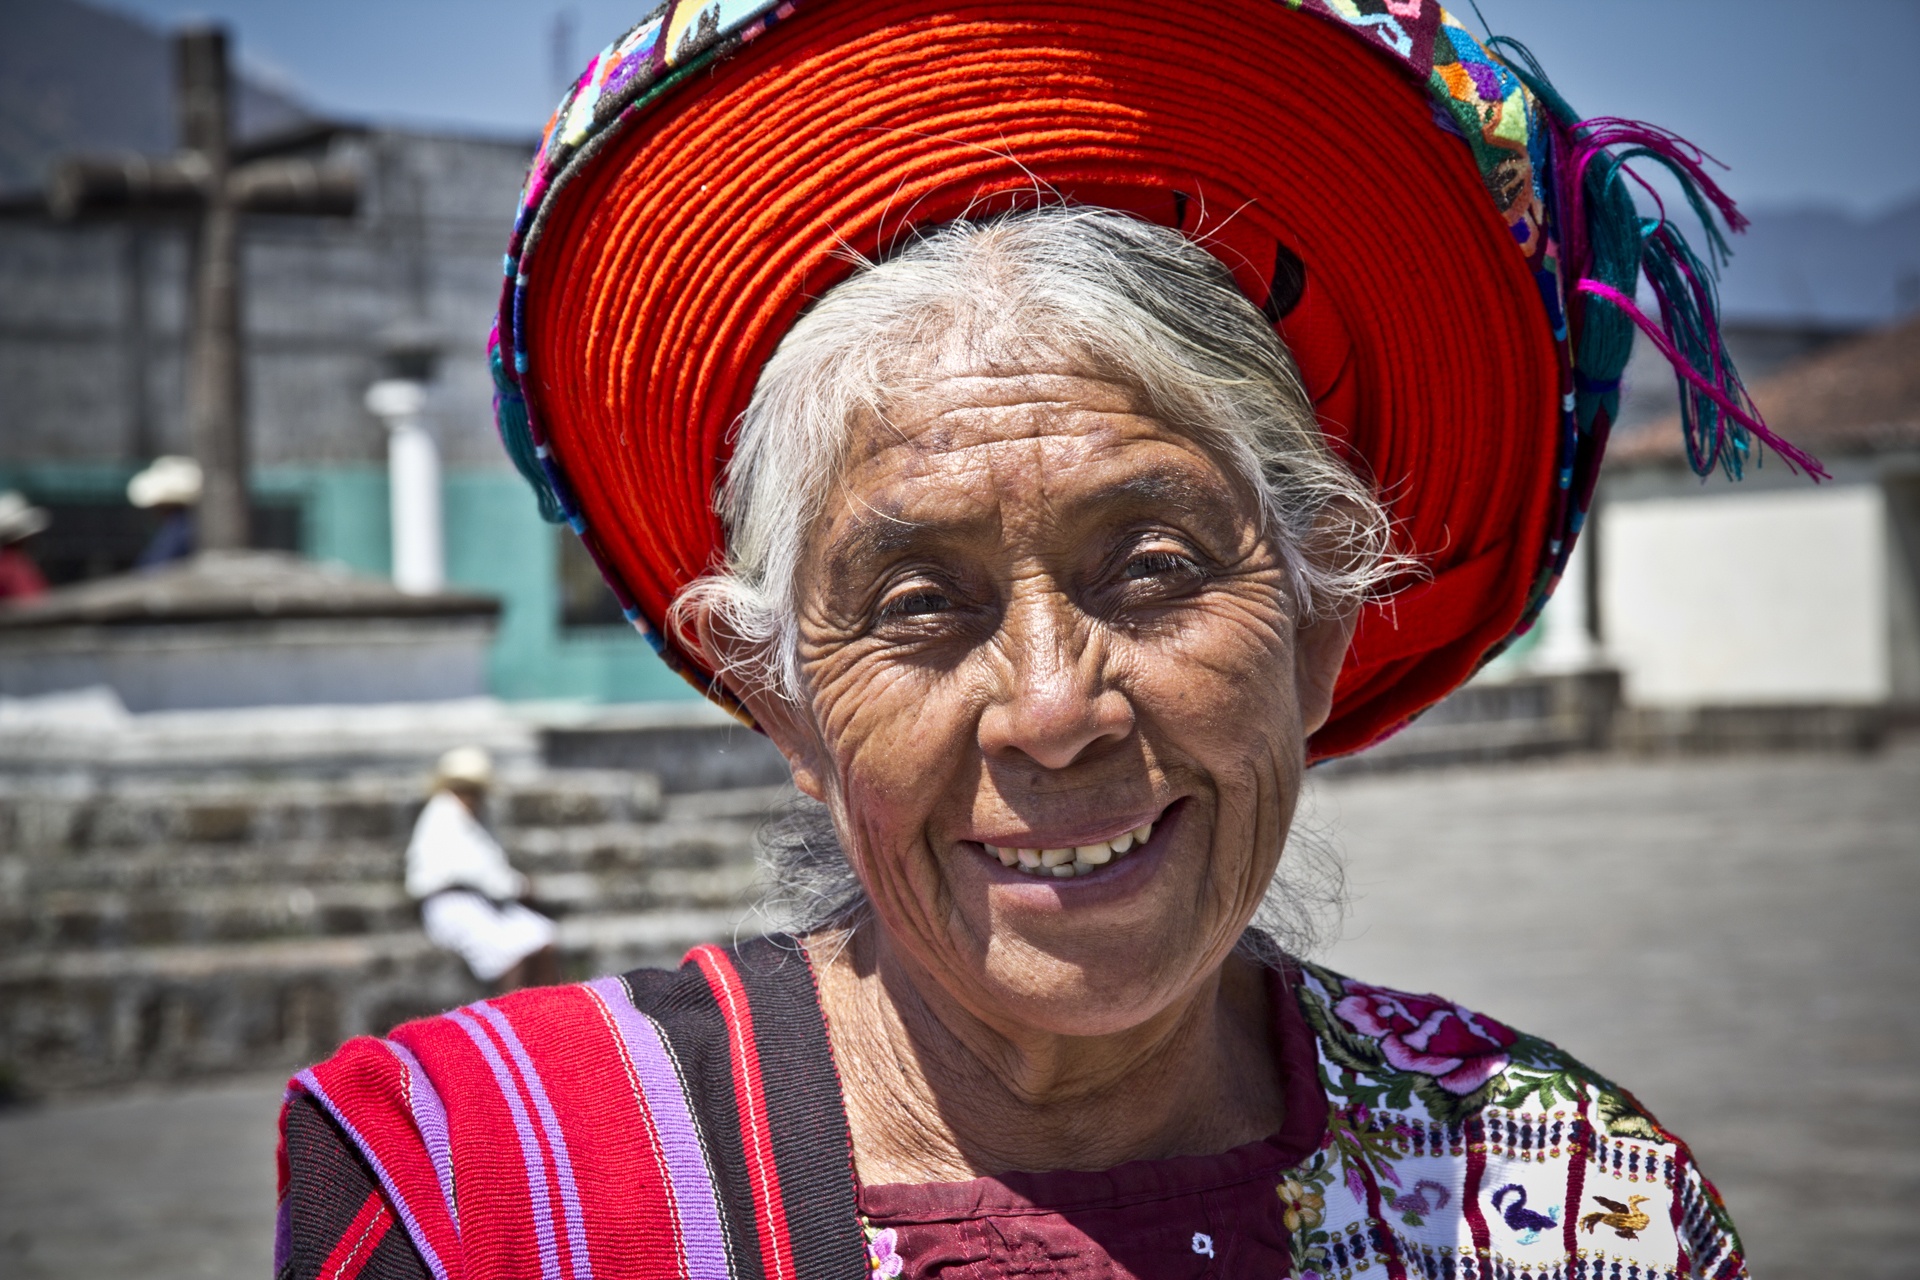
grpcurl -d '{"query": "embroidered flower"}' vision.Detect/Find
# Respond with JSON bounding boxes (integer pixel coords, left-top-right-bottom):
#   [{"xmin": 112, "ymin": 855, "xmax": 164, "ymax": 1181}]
[
  {"xmin": 866, "ymin": 1226, "xmax": 904, "ymax": 1280},
  {"xmin": 1277, "ymin": 1178, "xmax": 1326, "ymax": 1232},
  {"xmin": 1332, "ymin": 980, "xmax": 1517, "ymax": 1095}
]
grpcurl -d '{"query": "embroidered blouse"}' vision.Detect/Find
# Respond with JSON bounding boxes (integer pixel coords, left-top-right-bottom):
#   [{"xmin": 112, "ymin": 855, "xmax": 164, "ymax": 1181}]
[{"xmin": 277, "ymin": 936, "xmax": 1748, "ymax": 1280}]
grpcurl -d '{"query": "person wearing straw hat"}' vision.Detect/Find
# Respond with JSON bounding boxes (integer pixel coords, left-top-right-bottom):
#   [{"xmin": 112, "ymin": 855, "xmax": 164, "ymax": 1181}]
[
  {"xmin": 405, "ymin": 746, "xmax": 560, "ymax": 992},
  {"xmin": 280, "ymin": 4, "xmax": 1806, "ymax": 1275},
  {"xmin": 127, "ymin": 455, "xmax": 202, "ymax": 569},
  {"xmin": 0, "ymin": 491, "xmax": 51, "ymax": 602}
]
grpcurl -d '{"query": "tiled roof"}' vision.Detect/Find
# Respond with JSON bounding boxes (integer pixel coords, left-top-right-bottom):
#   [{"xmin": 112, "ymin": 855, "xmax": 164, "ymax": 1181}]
[{"xmin": 1609, "ymin": 315, "xmax": 1920, "ymax": 468}]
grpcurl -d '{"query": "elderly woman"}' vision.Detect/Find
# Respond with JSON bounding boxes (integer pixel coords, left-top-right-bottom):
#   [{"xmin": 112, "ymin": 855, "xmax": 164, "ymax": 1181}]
[{"xmin": 278, "ymin": 3, "xmax": 1802, "ymax": 1277}]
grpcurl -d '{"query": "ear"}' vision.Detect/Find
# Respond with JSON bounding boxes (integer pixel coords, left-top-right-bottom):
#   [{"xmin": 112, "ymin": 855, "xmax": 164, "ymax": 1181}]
[
  {"xmin": 685, "ymin": 600, "xmax": 833, "ymax": 803},
  {"xmin": 1292, "ymin": 604, "xmax": 1358, "ymax": 738}
]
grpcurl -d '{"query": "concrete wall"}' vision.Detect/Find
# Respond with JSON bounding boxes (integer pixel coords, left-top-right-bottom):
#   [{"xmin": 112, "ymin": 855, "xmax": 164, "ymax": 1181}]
[{"xmin": 1599, "ymin": 483, "xmax": 1904, "ymax": 706}]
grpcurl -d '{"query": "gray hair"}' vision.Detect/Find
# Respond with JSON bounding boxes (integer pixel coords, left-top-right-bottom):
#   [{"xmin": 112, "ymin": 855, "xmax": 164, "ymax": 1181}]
[{"xmin": 677, "ymin": 206, "xmax": 1396, "ymax": 952}]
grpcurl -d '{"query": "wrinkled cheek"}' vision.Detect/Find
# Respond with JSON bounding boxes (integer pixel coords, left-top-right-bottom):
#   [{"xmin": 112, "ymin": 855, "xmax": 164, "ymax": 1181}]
[{"xmin": 830, "ymin": 742, "xmax": 962, "ymax": 950}]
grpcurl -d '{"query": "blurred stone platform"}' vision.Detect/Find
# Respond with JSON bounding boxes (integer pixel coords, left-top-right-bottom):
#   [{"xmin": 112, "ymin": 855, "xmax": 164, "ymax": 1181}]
[
  {"xmin": 1, "ymin": 745, "xmax": 1913, "ymax": 1279},
  {"xmin": 0, "ymin": 765, "xmax": 780, "ymax": 1094}
]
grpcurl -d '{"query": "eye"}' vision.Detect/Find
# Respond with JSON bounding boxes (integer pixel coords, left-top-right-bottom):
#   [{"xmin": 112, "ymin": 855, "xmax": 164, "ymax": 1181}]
[
  {"xmin": 1124, "ymin": 549, "xmax": 1199, "ymax": 580},
  {"xmin": 878, "ymin": 587, "xmax": 952, "ymax": 618}
]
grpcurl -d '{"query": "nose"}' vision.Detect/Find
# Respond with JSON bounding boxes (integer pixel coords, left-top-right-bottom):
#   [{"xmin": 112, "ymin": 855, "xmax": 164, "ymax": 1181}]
[{"xmin": 976, "ymin": 590, "xmax": 1133, "ymax": 770}]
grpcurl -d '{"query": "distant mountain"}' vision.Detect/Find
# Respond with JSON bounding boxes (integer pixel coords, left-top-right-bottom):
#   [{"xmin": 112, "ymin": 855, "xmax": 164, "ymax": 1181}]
[
  {"xmin": 0, "ymin": 0, "xmax": 311, "ymax": 195},
  {"xmin": 1718, "ymin": 199, "xmax": 1920, "ymax": 329}
]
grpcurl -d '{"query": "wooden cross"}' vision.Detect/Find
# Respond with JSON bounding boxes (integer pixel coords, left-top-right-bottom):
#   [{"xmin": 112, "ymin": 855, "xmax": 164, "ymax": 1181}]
[{"xmin": 47, "ymin": 27, "xmax": 359, "ymax": 551}]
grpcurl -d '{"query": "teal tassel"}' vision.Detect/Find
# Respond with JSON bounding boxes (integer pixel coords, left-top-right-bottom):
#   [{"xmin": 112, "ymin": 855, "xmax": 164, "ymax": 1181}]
[
  {"xmin": 489, "ymin": 339, "xmax": 567, "ymax": 524},
  {"xmin": 1485, "ymin": 36, "xmax": 1823, "ymax": 479}
]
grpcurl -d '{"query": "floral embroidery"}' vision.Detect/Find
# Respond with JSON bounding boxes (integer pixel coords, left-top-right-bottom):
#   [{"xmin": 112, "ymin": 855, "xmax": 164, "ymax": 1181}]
[
  {"xmin": 864, "ymin": 1225, "xmax": 903, "ymax": 1279},
  {"xmin": 1331, "ymin": 979, "xmax": 1517, "ymax": 1095},
  {"xmin": 1277, "ymin": 1177, "xmax": 1327, "ymax": 1232}
]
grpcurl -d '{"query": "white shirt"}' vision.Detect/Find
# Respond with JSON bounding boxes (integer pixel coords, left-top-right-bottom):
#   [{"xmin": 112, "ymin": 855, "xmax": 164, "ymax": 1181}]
[{"xmin": 404, "ymin": 791, "xmax": 529, "ymax": 902}]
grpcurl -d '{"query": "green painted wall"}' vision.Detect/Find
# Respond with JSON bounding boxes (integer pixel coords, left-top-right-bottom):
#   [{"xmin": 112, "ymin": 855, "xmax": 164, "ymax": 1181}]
[{"xmin": 0, "ymin": 461, "xmax": 699, "ymax": 704}]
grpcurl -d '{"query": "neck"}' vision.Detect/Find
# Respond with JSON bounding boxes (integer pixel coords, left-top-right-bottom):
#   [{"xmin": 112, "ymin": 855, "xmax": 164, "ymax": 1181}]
[{"xmin": 811, "ymin": 922, "xmax": 1282, "ymax": 1186}]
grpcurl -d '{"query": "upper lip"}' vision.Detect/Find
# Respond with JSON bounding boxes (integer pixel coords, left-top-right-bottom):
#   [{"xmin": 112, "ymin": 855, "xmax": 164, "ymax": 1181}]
[{"xmin": 964, "ymin": 801, "xmax": 1171, "ymax": 850}]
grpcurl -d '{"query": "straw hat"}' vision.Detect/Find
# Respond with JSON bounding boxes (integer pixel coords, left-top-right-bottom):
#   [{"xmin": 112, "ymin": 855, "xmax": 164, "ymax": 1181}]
[
  {"xmin": 434, "ymin": 746, "xmax": 495, "ymax": 792},
  {"xmin": 0, "ymin": 491, "xmax": 50, "ymax": 545},
  {"xmin": 491, "ymin": 0, "xmax": 1795, "ymax": 759},
  {"xmin": 127, "ymin": 456, "xmax": 204, "ymax": 509}
]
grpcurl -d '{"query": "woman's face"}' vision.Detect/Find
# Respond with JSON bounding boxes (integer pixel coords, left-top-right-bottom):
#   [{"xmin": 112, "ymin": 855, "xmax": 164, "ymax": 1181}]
[{"xmin": 768, "ymin": 352, "xmax": 1352, "ymax": 1039}]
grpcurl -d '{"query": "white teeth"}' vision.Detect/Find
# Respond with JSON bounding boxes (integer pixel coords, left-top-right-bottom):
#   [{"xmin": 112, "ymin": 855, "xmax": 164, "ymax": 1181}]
[{"xmin": 992, "ymin": 814, "xmax": 1163, "ymax": 878}]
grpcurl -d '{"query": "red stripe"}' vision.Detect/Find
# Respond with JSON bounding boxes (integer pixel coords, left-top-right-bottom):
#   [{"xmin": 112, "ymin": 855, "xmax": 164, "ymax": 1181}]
[
  {"xmin": 510, "ymin": 982, "xmax": 692, "ymax": 1280},
  {"xmin": 304, "ymin": 1036, "xmax": 466, "ymax": 1280},
  {"xmin": 1460, "ymin": 1116, "xmax": 1493, "ymax": 1267},
  {"xmin": 1667, "ymin": 1143, "xmax": 1693, "ymax": 1277},
  {"xmin": 690, "ymin": 944, "xmax": 798, "ymax": 1280},
  {"xmin": 1353, "ymin": 1118, "xmax": 1409, "ymax": 1280},
  {"xmin": 465, "ymin": 1005, "xmax": 579, "ymax": 1280},
  {"xmin": 319, "ymin": 1189, "xmax": 393, "ymax": 1280},
  {"xmin": 392, "ymin": 1014, "xmax": 541, "ymax": 1278},
  {"xmin": 1562, "ymin": 1094, "xmax": 1591, "ymax": 1262}
]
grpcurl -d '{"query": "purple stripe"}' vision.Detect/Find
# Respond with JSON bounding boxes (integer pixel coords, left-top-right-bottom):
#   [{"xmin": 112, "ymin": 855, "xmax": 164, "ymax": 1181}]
[
  {"xmin": 382, "ymin": 1039, "xmax": 459, "ymax": 1236},
  {"xmin": 274, "ymin": 1193, "xmax": 292, "ymax": 1275},
  {"xmin": 586, "ymin": 975, "xmax": 733, "ymax": 1280},
  {"xmin": 448, "ymin": 1009, "xmax": 563, "ymax": 1280},
  {"xmin": 294, "ymin": 1070, "xmax": 453, "ymax": 1280},
  {"xmin": 473, "ymin": 1001, "xmax": 596, "ymax": 1280}
]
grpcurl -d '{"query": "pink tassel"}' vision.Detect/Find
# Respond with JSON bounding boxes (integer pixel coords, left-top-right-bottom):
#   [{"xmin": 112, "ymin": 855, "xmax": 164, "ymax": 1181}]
[{"xmin": 1575, "ymin": 280, "xmax": 1829, "ymax": 480}]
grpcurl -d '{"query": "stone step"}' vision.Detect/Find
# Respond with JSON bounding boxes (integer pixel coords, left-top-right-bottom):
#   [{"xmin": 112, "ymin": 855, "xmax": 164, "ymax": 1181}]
[
  {"xmin": 3, "ymin": 813, "xmax": 765, "ymax": 894},
  {"xmin": 0, "ymin": 859, "xmax": 764, "ymax": 951},
  {"xmin": 0, "ymin": 769, "xmax": 665, "ymax": 851},
  {"xmin": 0, "ymin": 910, "xmax": 760, "ymax": 1094}
]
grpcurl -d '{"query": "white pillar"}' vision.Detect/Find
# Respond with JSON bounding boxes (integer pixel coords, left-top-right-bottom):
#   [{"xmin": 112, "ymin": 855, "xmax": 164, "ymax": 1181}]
[
  {"xmin": 1530, "ymin": 524, "xmax": 1600, "ymax": 673},
  {"xmin": 365, "ymin": 378, "xmax": 444, "ymax": 595}
]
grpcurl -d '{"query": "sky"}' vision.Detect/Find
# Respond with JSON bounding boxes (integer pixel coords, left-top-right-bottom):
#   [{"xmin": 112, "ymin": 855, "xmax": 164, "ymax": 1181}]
[{"xmin": 97, "ymin": 0, "xmax": 1920, "ymax": 215}]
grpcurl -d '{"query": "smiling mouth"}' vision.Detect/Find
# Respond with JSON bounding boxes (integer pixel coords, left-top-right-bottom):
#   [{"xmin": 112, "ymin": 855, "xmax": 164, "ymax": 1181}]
[{"xmin": 982, "ymin": 812, "xmax": 1161, "ymax": 880}]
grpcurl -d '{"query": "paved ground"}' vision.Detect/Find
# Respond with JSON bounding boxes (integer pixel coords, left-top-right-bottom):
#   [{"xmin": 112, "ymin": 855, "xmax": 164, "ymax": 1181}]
[
  {"xmin": 1312, "ymin": 743, "xmax": 1920, "ymax": 1280},
  {"xmin": 1, "ymin": 745, "xmax": 1914, "ymax": 1279}
]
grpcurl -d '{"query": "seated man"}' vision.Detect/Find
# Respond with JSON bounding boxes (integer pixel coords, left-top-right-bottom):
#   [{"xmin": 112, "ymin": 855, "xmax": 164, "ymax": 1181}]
[{"xmin": 405, "ymin": 747, "xmax": 558, "ymax": 991}]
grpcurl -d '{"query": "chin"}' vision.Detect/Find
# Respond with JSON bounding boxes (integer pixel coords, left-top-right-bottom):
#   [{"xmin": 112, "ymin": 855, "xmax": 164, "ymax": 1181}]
[{"xmin": 965, "ymin": 913, "xmax": 1230, "ymax": 1039}]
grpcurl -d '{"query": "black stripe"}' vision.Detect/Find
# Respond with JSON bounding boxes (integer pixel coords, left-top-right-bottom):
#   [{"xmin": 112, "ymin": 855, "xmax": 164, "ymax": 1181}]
[
  {"xmin": 281, "ymin": 1094, "xmax": 430, "ymax": 1280},
  {"xmin": 625, "ymin": 954, "xmax": 766, "ymax": 1280},
  {"xmin": 731, "ymin": 935, "xmax": 868, "ymax": 1280}
]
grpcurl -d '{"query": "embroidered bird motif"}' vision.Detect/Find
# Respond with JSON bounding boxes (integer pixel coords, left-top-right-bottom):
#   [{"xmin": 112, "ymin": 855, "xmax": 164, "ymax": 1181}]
[
  {"xmin": 1489, "ymin": 1184, "xmax": 1560, "ymax": 1244},
  {"xmin": 1581, "ymin": 1195, "xmax": 1652, "ymax": 1240}
]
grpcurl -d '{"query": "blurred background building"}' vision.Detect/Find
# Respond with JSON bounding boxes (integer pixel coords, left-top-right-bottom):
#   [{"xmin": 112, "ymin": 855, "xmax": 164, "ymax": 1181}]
[{"xmin": 0, "ymin": 0, "xmax": 687, "ymax": 706}]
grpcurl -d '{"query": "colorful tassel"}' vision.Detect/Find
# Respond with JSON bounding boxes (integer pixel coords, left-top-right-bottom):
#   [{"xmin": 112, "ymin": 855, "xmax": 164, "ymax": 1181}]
[
  {"xmin": 487, "ymin": 324, "xmax": 568, "ymax": 524},
  {"xmin": 1488, "ymin": 36, "xmax": 1824, "ymax": 482}
]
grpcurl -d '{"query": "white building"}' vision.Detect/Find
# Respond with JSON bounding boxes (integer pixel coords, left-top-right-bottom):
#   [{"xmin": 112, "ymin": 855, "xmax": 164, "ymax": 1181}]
[{"xmin": 1595, "ymin": 318, "xmax": 1920, "ymax": 714}]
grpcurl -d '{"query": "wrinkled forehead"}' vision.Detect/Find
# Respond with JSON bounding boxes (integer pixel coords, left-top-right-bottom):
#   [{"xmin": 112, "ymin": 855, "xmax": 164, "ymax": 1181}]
[{"xmin": 814, "ymin": 371, "xmax": 1260, "ymax": 579}]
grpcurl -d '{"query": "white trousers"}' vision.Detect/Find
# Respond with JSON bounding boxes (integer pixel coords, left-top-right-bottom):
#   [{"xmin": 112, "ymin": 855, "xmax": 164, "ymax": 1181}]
[{"xmin": 420, "ymin": 890, "xmax": 557, "ymax": 982}]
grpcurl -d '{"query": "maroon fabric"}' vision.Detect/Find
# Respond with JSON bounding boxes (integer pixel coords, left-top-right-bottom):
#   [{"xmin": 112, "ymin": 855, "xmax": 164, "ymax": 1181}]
[
  {"xmin": 0, "ymin": 548, "xmax": 46, "ymax": 601},
  {"xmin": 858, "ymin": 968, "xmax": 1329, "ymax": 1279}
]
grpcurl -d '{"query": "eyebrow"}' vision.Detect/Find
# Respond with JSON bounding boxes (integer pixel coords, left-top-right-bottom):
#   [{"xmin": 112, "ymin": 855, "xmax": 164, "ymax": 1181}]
[{"xmin": 819, "ymin": 464, "xmax": 1241, "ymax": 580}]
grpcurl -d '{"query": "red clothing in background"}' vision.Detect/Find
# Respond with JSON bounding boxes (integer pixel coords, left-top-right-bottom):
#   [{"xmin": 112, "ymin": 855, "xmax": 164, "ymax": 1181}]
[{"xmin": 0, "ymin": 547, "xmax": 47, "ymax": 601}]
